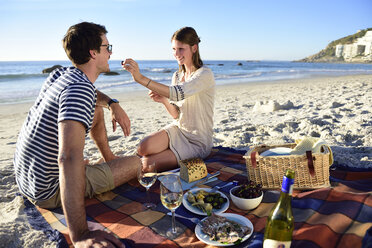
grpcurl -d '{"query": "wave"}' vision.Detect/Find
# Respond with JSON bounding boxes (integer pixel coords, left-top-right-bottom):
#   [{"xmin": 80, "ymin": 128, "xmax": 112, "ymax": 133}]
[
  {"xmin": 212, "ymin": 68, "xmax": 361, "ymax": 83},
  {"xmin": 143, "ymin": 68, "xmax": 174, "ymax": 73},
  {"xmin": 215, "ymin": 72, "xmax": 263, "ymax": 79},
  {"xmin": 114, "ymin": 67, "xmax": 174, "ymax": 74},
  {"xmin": 95, "ymin": 80, "xmax": 135, "ymax": 90},
  {"xmin": 0, "ymin": 73, "xmax": 46, "ymax": 81},
  {"xmin": 0, "ymin": 88, "xmax": 41, "ymax": 104}
]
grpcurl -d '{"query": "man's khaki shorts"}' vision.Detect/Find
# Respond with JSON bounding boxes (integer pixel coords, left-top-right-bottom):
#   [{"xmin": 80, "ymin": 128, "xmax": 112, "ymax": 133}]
[{"xmin": 28, "ymin": 162, "xmax": 115, "ymax": 209}]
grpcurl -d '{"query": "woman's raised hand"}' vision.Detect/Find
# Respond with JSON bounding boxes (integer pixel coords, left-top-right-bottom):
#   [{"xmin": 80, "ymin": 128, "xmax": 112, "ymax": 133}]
[
  {"xmin": 122, "ymin": 59, "xmax": 171, "ymax": 99},
  {"xmin": 122, "ymin": 58, "xmax": 143, "ymax": 83}
]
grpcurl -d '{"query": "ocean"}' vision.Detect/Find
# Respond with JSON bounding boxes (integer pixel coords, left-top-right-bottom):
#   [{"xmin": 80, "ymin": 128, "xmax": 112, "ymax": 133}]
[{"xmin": 1, "ymin": 60, "xmax": 372, "ymax": 105}]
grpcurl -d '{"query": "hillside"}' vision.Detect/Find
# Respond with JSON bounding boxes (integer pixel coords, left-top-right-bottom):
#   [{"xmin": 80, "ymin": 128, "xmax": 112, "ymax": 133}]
[{"xmin": 297, "ymin": 28, "xmax": 372, "ymax": 63}]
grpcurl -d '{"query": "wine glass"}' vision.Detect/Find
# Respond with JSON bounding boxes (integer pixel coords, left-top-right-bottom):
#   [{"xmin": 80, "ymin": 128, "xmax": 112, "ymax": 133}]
[
  {"xmin": 137, "ymin": 161, "xmax": 157, "ymax": 209},
  {"xmin": 160, "ymin": 174, "xmax": 184, "ymax": 239}
]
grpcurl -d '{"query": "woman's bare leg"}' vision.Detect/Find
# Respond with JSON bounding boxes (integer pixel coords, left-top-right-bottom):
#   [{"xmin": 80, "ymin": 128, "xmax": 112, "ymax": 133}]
[
  {"xmin": 142, "ymin": 149, "xmax": 178, "ymax": 172},
  {"xmin": 137, "ymin": 130, "xmax": 178, "ymax": 171},
  {"xmin": 137, "ymin": 130, "xmax": 169, "ymax": 156}
]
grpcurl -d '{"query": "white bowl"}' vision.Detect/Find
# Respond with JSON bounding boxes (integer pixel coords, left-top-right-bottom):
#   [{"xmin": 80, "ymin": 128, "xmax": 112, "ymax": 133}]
[{"xmin": 229, "ymin": 186, "xmax": 263, "ymax": 210}]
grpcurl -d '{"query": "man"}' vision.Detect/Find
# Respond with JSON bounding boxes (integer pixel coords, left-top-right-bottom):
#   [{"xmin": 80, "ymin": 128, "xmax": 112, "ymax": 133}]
[{"xmin": 14, "ymin": 22, "xmax": 139, "ymax": 247}]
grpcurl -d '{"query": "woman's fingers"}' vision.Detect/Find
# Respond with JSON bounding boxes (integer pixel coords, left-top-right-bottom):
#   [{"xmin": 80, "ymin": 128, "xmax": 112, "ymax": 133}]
[
  {"xmin": 122, "ymin": 58, "xmax": 137, "ymax": 70},
  {"xmin": 123, "ymin": 58, "xmax": 137, "ymax": 67},
  {"xmin": 122, "ymin": 58, "xmax": 143, "ymax": 84}
]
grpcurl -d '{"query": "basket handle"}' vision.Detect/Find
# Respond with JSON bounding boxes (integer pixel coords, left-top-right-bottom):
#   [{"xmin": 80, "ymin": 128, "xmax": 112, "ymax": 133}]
[
  {"xmin": 251, "ymin": 150, "xmax": 316, "ymax": 176},
  {"xmin": 306, "ymin": 151, "xmax": 315, "ymax": 177},
  {"xmin": 250, "ymin": 151, "xmax": 258, "ymax": 168}
]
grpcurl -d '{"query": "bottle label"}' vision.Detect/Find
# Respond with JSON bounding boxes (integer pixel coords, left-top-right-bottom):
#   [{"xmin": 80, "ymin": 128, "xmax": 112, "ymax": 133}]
[
  {"xmin": 281, "ymin": 176, "xmax": 294, "ymax": 194},
  {"xmin": 263, "ymin": 239, "xmax": 291, "ymax": 248}
]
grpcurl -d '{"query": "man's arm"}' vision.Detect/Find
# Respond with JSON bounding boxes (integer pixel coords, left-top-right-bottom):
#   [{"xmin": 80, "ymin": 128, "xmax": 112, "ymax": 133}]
[
  {"xmin": 58, "ymin": 120, "xmax": 87, "ymax": 242},
  {"xmin": 96, "ymin": 89, "xmax": 131, "ymax": 136},
  {"xmin": 58, "ymin": 120, "xmax": 124, "ymax": 247},
  {"xmin": 95, "ymin": 90, "xmax": 112, "ymax": 108}
]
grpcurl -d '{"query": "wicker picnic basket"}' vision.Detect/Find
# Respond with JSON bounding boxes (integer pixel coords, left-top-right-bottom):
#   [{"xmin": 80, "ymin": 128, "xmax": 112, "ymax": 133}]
[{"xmin": 244, "ymin": 143, "xmax": 331, "ymax": 189}]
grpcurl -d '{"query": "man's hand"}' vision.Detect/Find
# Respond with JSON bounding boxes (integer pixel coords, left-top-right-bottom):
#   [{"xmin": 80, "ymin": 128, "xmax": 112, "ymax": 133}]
[
  {"xmin": 74, "ymin": 230, "xmax": 125, "ymax": 248},
  {"xmin": 109, "ymin": 103, "xmax": 131, "ymax": 136}
]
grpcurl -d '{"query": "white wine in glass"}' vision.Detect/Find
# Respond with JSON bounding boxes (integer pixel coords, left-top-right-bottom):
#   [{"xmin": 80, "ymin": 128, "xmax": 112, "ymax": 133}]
[
  {"xmin": 160, "ymin": 174, "xmax": 183, "ymax": 239},
  {"xmin": 160, "ymin": 191, "xmax": 183, "ymax": 210},
  {"xmin": 137, "ymin": 162, "xmax": 157, "ymax": 209}
]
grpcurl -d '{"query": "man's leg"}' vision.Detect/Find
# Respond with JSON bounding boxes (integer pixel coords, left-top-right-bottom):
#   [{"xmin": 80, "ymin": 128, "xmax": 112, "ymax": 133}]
[
  {"xmin": 90, "ymin": 106, "xmax": 117, "ymax": 162},
  {"xmin": 31, "ymin": 156, "xmax": 141, "ymax": 209},
  {"xmin": 106, "ymin": 156, "xmax": 141, "ymax": 187},
  {"xmin": 86, "ymin": 106, "xmax": 140, "ymax": 192},
  {"xmin": 84, "ymin": 155, "xmax": 141, "ymax": 198},
  {"xmin": 27, "ymin": 190, "xmax": 62, "ymax": 209}
]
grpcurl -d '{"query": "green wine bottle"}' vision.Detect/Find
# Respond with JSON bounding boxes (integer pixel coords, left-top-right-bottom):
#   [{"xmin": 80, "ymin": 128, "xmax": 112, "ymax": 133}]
[{"xmin": 263, "ymin": 169, "xmax": 295, "ymax": 248}]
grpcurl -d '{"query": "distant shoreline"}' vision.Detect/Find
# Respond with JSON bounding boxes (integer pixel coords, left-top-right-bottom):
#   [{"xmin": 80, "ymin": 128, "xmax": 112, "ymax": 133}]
[
  {"xmin": 1, "ymin": 73, "xmax": 372, "ymax": 107},
  {"xmin": 1, "ymin": 60, "xmax": 371, "ymax": 105},
  {"xmin": 1, "ymin": 59, "xmax": 372, "ymax": 63},
  {"xmin": 293, "ymin": 59, "xmax": 372, "ymax": 64}
]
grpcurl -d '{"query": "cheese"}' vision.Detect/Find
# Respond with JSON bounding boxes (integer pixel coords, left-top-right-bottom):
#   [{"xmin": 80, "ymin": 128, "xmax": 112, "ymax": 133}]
[{"xmin": 179, "ymin": 158, "xmax": 208, "ymax": 183}]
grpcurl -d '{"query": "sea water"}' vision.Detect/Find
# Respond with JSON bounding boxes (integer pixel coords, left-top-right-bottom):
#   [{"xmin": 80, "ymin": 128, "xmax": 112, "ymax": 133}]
[{"xmin": 0, "ymin": 60, "xmax": 371, "ymax": 105}]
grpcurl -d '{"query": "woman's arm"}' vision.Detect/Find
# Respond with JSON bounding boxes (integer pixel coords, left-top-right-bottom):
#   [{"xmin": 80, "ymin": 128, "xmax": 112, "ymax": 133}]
[
  {"xmin": 123, "ymin": 59, "xmax": 170, "ymax": 98},
  {"xmin": 124, "ymin": 59, "xmax": 181, "ymax": 119},
  {"xmin": 165, "ymin": 102, "xmax": 180, "ymax": 119},
  {"xmin": 124, "ymin": 59, "xmax": 214, "ymax": 102},
  {"xmin": 148, "ymin": 90, "xmax": 179, "ymax": 119}
]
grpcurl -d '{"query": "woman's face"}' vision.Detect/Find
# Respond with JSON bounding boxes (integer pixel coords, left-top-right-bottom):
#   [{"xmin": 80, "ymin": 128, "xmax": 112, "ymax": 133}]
[{"xmin": 172, "ymin": 39, "xmax": 196, "ymax": 67}]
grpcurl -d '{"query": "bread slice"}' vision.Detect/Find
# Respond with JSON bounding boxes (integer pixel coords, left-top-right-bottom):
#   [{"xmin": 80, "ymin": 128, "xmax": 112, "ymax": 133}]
[{"xmin": 179, "ymin": 158, "xmax": 208, "ymax": 183}]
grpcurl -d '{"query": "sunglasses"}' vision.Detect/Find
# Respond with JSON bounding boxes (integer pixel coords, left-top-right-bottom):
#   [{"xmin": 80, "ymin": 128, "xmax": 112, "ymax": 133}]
[{"xmin": 101, "ymin": 44, "xmax": 112, "ymax": 53}]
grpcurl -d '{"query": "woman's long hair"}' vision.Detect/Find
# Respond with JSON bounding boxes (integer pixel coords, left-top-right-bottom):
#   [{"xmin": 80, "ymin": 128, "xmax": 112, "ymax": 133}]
[{"xmin": 171, "ymin": 27, "xmax": 203, "ymax": 73}]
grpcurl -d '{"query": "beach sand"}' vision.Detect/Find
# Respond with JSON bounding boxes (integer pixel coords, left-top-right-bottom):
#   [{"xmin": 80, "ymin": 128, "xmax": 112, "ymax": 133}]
[{"xmin": 0, "ymin": 74, "xmax": 371, "ymax": 247}]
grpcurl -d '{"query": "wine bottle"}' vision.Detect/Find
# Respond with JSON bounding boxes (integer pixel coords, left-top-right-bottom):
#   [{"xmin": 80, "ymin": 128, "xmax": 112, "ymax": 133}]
[{"xmin": 263, "ymin": 169, "xmax": 295, "ymax": 248}]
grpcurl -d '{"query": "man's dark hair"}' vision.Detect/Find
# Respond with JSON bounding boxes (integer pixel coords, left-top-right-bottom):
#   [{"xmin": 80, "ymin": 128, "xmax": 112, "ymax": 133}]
[{"xmin": 62, "ymin": 22, "xmax": 107, "ymax": 65}]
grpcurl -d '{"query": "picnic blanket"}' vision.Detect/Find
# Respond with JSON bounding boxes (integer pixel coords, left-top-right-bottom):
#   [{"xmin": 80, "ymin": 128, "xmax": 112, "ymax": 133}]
[{"xmin": 23, "ymin": 146, "xmax": 372, "ymax": 248}]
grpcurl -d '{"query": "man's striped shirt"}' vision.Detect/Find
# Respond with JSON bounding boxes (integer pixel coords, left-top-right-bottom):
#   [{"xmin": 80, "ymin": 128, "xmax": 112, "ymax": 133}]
[{"xmin": 13, "ymin": 66, "xmax": 97, "ymax": 201}]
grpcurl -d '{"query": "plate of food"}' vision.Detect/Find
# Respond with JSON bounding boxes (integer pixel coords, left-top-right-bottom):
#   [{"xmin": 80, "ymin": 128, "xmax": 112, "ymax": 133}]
[
  {"xmin": 195, "ymin": 213, "xmax": 254, "ymax": 246},
  {"xmin": 183, "ymin": 188, "xmax": 229, "ymax": 216}
]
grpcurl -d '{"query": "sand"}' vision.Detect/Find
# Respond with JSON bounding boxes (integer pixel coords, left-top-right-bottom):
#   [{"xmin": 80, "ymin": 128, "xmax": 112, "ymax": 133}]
[{"xmin": 0, "ymin": 74, "xmax": 371, "ymax": 247}]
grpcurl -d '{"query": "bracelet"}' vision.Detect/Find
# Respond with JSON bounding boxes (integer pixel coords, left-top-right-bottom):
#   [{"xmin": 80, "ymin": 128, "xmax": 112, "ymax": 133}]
[{"xmin": 146, "ymin": 79, "xmax": 151, "ymax": 87}]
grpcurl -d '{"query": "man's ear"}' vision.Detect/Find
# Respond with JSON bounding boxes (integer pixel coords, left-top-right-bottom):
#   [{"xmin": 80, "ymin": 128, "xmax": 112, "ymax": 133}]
[{"xmin": 89, "ymin": 50, "xmax": 97, "ymax": 59}]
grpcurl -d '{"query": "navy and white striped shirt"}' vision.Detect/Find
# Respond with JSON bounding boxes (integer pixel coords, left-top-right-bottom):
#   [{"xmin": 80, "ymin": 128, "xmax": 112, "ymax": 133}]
[{"xmin": 13, "ymin": 66, "xmax": 97, "ymax": 201}]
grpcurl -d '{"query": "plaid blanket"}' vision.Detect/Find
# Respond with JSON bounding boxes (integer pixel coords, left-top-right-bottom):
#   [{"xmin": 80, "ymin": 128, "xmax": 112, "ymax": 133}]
[{"xmin": 24, "ymin": 146, "xmax": 372, "ymax": 248}]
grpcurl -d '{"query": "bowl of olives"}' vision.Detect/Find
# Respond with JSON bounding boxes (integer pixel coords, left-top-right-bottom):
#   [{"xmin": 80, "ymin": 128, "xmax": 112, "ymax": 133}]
[{"xmin": 229, "ymin": 181, "xmax": 263, "ymax": 210}]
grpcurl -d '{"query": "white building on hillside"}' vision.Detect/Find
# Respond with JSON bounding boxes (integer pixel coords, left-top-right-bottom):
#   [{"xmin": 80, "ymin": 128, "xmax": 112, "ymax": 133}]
[{"xmin": 335, "ymin": 30, "xmax": 372, "ymax": 61}]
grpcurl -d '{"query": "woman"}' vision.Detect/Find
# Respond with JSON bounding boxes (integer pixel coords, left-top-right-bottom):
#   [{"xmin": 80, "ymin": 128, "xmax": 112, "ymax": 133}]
[{"xmin": 123, "ymin": 27, "xmax": 215, "ymax": 171}]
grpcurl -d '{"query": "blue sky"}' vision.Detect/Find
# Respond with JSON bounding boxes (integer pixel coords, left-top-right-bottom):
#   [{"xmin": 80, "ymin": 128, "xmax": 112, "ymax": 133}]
[{"xmin": 0, "ymin": 0, "xmax": 371, "ymax": 61}]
